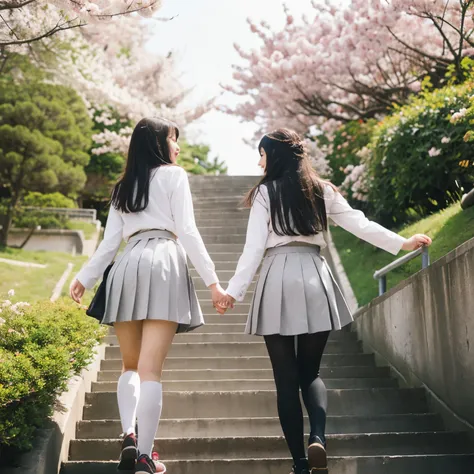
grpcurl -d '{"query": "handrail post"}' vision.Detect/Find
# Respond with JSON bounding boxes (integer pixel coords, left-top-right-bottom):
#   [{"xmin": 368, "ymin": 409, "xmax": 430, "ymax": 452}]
[
  {"xmin": 378, "ymin": 276, "xmax": 387, "ymax": 296},
  {"xmin": 374, "ymin": 245, "xmax": 430, "ymax": 295},
  {"xmin": 422, "ymin": 246, "xmax": 430, "ymax": 269}
]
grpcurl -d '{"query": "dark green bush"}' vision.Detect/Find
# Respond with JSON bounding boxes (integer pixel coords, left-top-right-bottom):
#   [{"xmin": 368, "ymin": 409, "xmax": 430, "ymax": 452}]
[
  {"xmin": 367, "ymin": 82, "xmax": 474, "ymax": 227},
  {"xmin": 0, "ymin": 299, "xmax": 106, "ymax": 461}
]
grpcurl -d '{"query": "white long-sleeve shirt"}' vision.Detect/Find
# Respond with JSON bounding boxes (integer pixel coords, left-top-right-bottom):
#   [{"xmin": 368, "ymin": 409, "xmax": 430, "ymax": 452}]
[
  {"xmin": 75, "ymin": 165, "xmax": 218, "ymax": 289},
  {"xmin": 226, "ymin": 184, "xmax": 407, "ymax": 302}
]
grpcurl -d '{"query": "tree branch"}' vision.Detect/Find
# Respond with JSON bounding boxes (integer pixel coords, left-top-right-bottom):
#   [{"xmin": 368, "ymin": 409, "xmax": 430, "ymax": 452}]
[
  {"xmin": 0, "ymin": 17, "xmax": 85, "ymax": 46},
  {"xmin": 0, "ymin": 0, "xmax": 37, "ymax": 11}
]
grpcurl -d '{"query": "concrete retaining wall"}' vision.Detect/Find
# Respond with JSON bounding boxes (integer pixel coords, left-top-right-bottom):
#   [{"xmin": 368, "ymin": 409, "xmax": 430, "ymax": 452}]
[
  {"xmin": 354, "ymin": 237, "xmax": 474, "ymax": 428},
  {"xmin": 7, "ymin": 229, "xmax": 84, "ymax": 255}
]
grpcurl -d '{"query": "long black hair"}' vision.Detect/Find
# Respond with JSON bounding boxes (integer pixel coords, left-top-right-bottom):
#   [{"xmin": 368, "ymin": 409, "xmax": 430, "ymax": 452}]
[
  {"xmin": 245, "ymin": 128, "xmax": 330, "ymax": 236},
  {"xmin": 111, "ymin": 117, "xmax": 179, "ymax": 213}
]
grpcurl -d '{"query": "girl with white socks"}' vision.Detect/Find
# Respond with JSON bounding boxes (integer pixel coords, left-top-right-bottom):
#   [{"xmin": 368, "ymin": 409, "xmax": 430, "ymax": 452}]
[{"xmin": 70, "ymin": 117, "xmax": 225, "ymax": 474}]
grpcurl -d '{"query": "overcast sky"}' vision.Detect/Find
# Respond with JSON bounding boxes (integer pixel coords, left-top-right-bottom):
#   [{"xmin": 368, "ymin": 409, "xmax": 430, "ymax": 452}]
[{"xmin": 148, "ymin": 0, "xmax": 321, "ymax": 175}]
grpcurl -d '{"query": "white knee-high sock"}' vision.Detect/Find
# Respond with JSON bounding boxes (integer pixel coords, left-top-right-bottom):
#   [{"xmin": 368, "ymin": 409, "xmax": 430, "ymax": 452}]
[
  {"xmin": 117, "ymin": 371, "xmax": 140, "ymax": 435},
  {"xmin": 136, "ymin": 381, "xmax": 163, "ymax": 457}
]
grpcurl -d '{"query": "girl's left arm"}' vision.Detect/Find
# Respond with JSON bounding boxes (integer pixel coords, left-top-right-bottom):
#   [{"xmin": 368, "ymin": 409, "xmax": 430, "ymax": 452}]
[
  {"xmin": 226, "ymin": 188, "xmax": 270, "ymax": 302},
  {"xmin": 324, "ymin": 185, "xmax": 408, "ymax": 255}
]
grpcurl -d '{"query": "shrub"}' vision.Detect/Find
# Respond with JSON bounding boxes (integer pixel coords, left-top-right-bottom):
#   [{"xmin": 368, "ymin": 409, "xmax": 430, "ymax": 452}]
[
  {"xmin": 22, "ymin": 192, "xmax": 75, "ymax": 209},
  {"xmin": 318, "ymin": 120, "xmax": 377, "ymax": 187},
  {"xmin": 13, "ymin": 210, "xmax": 69, "ymax": 230},
  {"xmin": 23, "ymin": 192, "xmax": 76, "ymax": 209},
  {"xmin": 366, "ymin": 81, "xmax": 474, "ymax": 227},
  {"xmin": 0, "ymin": 298, "xmax": 106, "ymax": 462}
]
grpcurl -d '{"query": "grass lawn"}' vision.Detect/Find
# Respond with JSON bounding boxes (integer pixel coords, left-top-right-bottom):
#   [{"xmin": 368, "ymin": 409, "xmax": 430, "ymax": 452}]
[
  {"xmin": 0, "ymin": 247, "xmax": 88, "ymax": 303},
  {"xmin": 331, "ymin": 203, "xmax": 474, "ymax": 307},
  {"xmin": 68, "ymin": 221, "xmax": 98, "ymax": 240}
]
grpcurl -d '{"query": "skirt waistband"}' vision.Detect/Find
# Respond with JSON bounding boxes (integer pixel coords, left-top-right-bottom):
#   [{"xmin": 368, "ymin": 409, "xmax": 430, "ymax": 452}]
[
  {"xmin": 128, "ymin": 229, "xmax": 176, "ymax": 243},
  {"xmin": 265, "ymin": 244, "xmax": 321, "ymax": 257}
]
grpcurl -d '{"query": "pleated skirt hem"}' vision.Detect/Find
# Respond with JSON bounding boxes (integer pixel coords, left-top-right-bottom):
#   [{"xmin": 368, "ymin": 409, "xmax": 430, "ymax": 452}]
[
  {"xmin": 245, "ymin": 245, "xmax": 353, "ymax": 336},
  {"xmin": 102, "ymin": 232, "xmax": 204, "ymax": 334}
]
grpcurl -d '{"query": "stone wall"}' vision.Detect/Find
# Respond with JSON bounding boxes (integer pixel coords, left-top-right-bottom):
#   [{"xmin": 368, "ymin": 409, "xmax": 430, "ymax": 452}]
[{"xmin": 354, "ymin": 237, "xmax": 474, "ymax": 427}]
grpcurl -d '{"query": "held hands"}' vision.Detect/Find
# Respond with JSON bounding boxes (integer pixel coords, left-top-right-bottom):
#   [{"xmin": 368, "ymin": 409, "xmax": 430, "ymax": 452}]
[
  {"xmin": 402, "ymin": 234, "xmax": 432, "ymax": 252},
  {"xmin": 209, "ymin": 283, "xmax": 235, "ymax": 315},
  {"xmin": 70, "ymin": 279, "xmax": 85, "ymax": 304}
]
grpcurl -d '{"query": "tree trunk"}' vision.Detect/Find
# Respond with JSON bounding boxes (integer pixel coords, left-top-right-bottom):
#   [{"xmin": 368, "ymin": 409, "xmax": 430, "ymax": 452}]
[
  {"xmin": 0, "ymin": 191, "xmax": 21, "ymax": 247},
  {"xmin": 0, "ymin": 200, "xmax": 14, "ymax": 247}
]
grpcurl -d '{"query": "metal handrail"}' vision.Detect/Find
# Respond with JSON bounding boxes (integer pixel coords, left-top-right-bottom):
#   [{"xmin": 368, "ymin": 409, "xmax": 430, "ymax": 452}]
[{"xmin": 373, "ymin": 246, "xmax": 430, "ymax": 295}]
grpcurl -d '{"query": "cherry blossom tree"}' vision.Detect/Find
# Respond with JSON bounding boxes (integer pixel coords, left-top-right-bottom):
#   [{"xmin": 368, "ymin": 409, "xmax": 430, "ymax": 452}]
[
  {"xmin": 225, "ymin": 0, "xmax": 474, "ymax": 137},
  {"xmin": 0, "ymin": 0, "xmax": 164, "ymax": 46}
]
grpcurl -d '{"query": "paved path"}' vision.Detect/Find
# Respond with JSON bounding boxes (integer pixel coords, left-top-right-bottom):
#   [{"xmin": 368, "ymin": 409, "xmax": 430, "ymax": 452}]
[{"xmin": 0, "ymin": 257, "xmax": 47, "ymax": 268}]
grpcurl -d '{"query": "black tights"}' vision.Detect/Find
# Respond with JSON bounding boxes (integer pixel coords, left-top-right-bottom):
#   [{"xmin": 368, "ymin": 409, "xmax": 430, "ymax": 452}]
[{"xmin": 264, "ymin": 331, "xmax": 330, "ymax": 464}]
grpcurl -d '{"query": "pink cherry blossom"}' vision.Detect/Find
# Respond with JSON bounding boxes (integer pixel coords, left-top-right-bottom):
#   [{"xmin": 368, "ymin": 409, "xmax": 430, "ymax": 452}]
[
  {"xmin": 428, "ymin": 147, "xmax": 442, "ymax": 157},
  {"xmin": 225, "ymin": 1, "xmax": 474, "ymax": 139}
]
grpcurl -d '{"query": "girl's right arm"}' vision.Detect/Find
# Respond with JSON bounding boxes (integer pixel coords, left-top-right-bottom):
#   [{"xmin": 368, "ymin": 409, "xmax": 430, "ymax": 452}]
[
  {"xmin": 74, "ymin": 205, "xmax": 124, "ymax": 290},
  {"xmin": 226, "ymin": 187, "xmax": 270, "ymax": 302}
]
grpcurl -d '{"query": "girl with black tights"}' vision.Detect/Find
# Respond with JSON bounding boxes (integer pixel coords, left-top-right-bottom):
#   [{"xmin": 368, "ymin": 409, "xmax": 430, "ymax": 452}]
[{"xmin": 216, "ymin": 128, "xmax": 432, "ymax": 473}]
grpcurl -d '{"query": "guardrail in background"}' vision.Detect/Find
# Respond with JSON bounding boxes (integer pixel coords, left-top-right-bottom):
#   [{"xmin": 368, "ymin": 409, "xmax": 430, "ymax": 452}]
[
  {"xmin": 373, "ymin": 246, "xmax": 430, "ymax": 295},
  {"xmin": 23, "ymin": 207, "xmax": 97, "ymax": 222}
]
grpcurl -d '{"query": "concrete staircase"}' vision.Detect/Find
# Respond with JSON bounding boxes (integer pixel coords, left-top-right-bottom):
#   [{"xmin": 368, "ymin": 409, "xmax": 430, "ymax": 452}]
[{"xmin": 61, "ymin": 176, "xmax": 474, "ymax": 474}]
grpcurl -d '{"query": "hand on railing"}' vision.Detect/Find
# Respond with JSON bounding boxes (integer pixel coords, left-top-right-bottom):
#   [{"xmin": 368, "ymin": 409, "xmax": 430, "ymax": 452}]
[{"xmin": 401, "ymin": 234, "xmax": 432, "ymax": 252}]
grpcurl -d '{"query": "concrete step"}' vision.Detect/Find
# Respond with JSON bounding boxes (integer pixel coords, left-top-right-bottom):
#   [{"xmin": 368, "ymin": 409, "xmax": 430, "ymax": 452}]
[
  {"xmin": 198, "ymin": 252, "xmax": 242, "ymax": 262},
  {"xmin": 193, "ymin": 203, "xmax": 242, "ymax": 211},
  {"xmin": 191, "ymin": 269, "xmax": 250, "ymax": 280},
  {"xmin": 198, "ymin": 226, "xmax": 248, "ymax": 236},
  {"xmin": 193, "ymin": 195, "xmax": 245, "ymax": 202},
  {"xmin": 194, "ymin": 207, "xmax": 250, "ymax": 215},
  {"xmin": 76, "ymin": 413, "xmax": 444, "ymax": 439},
  {"xmin": 92, "ymin": 377, "xmax": 397, "ymax": 393},
  {"xmin": 104, "ymin": 341, "xmax": 362, "ymax": 359},
  {"xmin": 189, "ymin": 176, "xmax": 257, "ymax": 186},
  {"xmin": 199, "ymin": 244, "xmax": 246, "ymax": 254},
  {"xmin": 97, "ymin": 366, "xmax": 391, "ymax": 382},
  {"xmin": 83, "ymin": 388, "xmax": 429, "ymax": 420},
  {"xmin": 104, "ymin": 330, "xmax": 358, "ymax": 344},
  {"xmin": 69, "ymin": 431, "xmax": 471, "ymax": 461},
  {"xmin": 200, "ymin": 234, "xmax": 246, "ymax": 244},
  {"xmin": 193, "ymin": 261, "xmax": 240, "ymax": 271},
  {"xmin": 196, "ymin": 219, "xmax": 249, "ymax": 228},
  {"xmin": 61, "ymin": 454, "xmax": 474, "ymax": 474},
  {"xmin": 101, "ymin": 353, "xmax": 377, "ymax": 371}
]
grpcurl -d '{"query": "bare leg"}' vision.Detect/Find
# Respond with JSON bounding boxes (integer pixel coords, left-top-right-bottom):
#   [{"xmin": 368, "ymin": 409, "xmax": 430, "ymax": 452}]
[{"xmin": 136, "ymin": 320, "xmax": 178, "ymax": 460}]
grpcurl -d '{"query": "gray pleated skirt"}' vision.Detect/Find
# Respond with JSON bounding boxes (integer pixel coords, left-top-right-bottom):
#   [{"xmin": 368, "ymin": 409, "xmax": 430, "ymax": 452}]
[
  {"xmin": 102, "ymin": 229, "xmax": 204, "ymax": 333},
  {"xmin": 245, "ymin": 244, "xmax": 353, "ymax": 336}
]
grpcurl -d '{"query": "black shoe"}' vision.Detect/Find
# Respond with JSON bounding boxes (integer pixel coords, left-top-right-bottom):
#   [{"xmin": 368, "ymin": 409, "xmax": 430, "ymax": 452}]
[
  {"xmin": 135, "ymin": 453, "xmax": 157, "ymax": 474},
  {"xmin": 291, "ymin": 458, "xmax": 309, "ymax": 474},
  {"xmin": 117, "ymin": 433, "xmax": 138, "ymax": 472},
  {"xmin": 308, "ymin": 436, "xmax": 328, "ymax": 473}
]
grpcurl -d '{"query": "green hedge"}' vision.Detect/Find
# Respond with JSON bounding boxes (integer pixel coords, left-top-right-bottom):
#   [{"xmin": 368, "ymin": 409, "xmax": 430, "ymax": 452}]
[
  {"xmin": 0, "ymin": 299, "xmax": 106, "ymax": 463},
  {"xmin": 367, "ymin": 81, "xmax": 474, "ymax": 227}
]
